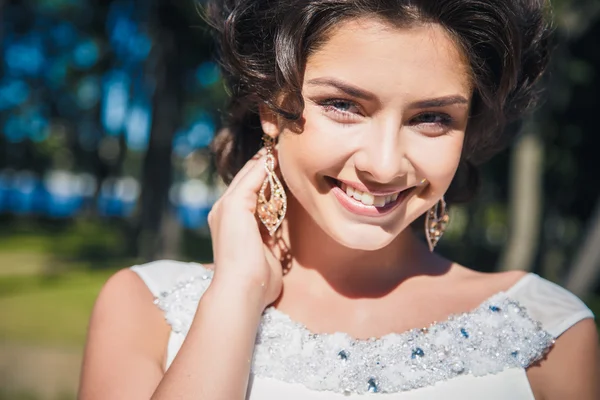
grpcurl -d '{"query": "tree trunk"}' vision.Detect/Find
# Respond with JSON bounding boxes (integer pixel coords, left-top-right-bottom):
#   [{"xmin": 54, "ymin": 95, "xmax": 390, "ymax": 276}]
[
  {"xmin": 136, "ymin": 1, "xmax": 182, "ymax": 261},
  {"xmin": 498, "ymin": 127, "xmax": 544, "ymax": 272}
]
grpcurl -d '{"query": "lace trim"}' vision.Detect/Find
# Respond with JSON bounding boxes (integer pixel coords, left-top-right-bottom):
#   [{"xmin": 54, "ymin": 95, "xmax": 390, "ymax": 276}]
[
  {"xmin": 153, "ymin": 270, "xmax": 213, "ymax": 334},
  {"xmin": 154, "ymin": 272, "xmax": 554, "ymax": 395}
]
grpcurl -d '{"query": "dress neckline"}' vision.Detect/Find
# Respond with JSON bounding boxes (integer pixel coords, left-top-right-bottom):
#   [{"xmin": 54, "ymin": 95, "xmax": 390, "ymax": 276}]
[
  {"xmin": 252, "ymin": 273, "xmax": 552, "ymax": 395},
  {"xmin": 156, "ymin": 265, "xmax": 553, "ymax": 394},
  {"xmin": 189, "ymin": 261, "xmax": 535, "ymax": 341},
  {"xmin": 261, "ymin": 272, "xmax": 536, "ymax": 342}
]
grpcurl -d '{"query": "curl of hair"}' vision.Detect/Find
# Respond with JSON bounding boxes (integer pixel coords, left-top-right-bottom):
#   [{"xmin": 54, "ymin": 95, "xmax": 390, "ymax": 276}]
[{"xmin": 206, "ymin": 0, "xmax": 554, "ymax": 202}]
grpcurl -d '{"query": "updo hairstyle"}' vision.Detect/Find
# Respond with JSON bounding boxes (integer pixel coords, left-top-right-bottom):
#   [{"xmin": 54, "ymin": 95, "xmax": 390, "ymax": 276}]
[{"xmin": 206, "ymin": 0, "xmax": 554, "ymax": 202}]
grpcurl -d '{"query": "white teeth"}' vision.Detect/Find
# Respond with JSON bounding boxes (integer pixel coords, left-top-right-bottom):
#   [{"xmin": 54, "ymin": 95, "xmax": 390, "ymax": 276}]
[
  {"xmin": 361, "ymin": 192, "xmax": 374, "ymax": 206},
  {"xmin": 337, "ymin": 180, "xmax": 404, "ymax": 207},
  {"xmin": 373, "ymin": 196, "xmax": 386, "ymax": 207}
]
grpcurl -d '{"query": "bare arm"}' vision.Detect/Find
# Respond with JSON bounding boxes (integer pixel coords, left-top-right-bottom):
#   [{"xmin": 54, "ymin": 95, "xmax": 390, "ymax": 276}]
[
  {"xmin": 151, "ymin": 276, "xmax": 265, "ymax": 399},
  {"xmin": 79, "ymin": 268, "xmax": 266, "ymax": 400},
  {"xmin": 527, "ymin": 318, "xmax": 600, "ymax": 400},
  {"xmin": 78, "ymin": 269, "xmax": 170, "ymax": 399},
  {"xmin": 80, "ymin": 152, "xmax": 282, "ymax": 400}
]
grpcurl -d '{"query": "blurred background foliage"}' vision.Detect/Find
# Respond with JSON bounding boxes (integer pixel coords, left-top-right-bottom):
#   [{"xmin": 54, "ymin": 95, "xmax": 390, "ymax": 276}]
[{"xmin": 0, "ymin": 0, "xmax": 599, "ymax": 398}]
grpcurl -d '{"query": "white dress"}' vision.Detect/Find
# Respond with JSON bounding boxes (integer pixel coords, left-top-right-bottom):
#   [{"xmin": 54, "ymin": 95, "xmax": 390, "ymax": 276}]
[{"xmin": 131, "ymin": 260, "xmax": 594, "ymax": 399}]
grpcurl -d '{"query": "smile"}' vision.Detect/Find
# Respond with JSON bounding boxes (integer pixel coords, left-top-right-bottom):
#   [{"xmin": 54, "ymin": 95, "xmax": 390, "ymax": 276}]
[
  {"xmin": 340, "ymin": 182, "xmax": 399, "ymax": 207},
  {"xmin": 327, "ymin": 178, "xmax": 416, "ymax": 217}
]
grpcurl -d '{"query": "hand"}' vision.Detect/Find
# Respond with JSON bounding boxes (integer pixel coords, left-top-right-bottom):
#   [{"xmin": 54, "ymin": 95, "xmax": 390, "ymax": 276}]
[{"xmin": 207, "ymin": 151, "xmax": 284, "ymax": 309}]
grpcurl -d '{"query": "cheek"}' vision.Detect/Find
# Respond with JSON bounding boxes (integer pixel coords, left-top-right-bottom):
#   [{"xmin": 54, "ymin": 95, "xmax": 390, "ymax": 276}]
[
  {"xmin": 289, "ymin": 108, "xmax": 345, "ymax": 153},
  {"xmin": 408, "ymin": 133, "xmax": 464, "ymax": 189},
  {"xmin": 277, "ymin": 128, "xmax": 323, "ymax": 195},
  {"xmin": 278, "ymin": 108, "xmax": 348, "ymax": 181}
]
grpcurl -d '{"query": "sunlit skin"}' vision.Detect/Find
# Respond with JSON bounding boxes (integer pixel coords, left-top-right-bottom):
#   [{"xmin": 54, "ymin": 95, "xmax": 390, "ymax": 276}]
[
  {"xmin": 78, "ymin": 17, "xmax": 599, "ymax": 400},
  {"xmin": 275, "ymin": 20, "xmax": 472, "ymax": 250},
  {"xmin": 258, "ymin": 21, "xmax": 600, "ymax": 400},
  {"xmin": 258, "ymin": 23, "xmax": 600, "ymax": 400},
  {"xmin": 257, "ymin": 18, "xmax": 497, "ymax": 333}
]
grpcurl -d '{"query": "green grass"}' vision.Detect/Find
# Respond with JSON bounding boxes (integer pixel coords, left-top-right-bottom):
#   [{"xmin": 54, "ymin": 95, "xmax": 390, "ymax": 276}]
[
  {"xmin": 0, "ymin": 269, "xmax": 118, "ymax": 346},
  {"xmin": 0, "ymin": 389, "xmax": 74, "ymax": 400},
  {"xmin": 0, "ymin": 218, "xmax": 133, "ymax": 271},
  {"xmin": 0, "ymin": 222, "xmax": 135, "ymax": 347},
  {"xmin": 0, "ymin": 234, "xmax": 48, "ymax": 253},
  {"xmin": 0, "ymin": 252, "xmax": 51, "ymax": 276}
]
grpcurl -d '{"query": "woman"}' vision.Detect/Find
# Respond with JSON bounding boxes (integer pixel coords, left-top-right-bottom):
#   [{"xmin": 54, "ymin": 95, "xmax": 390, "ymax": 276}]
[{"xmin": 79, "ymin": 0, "xmax": 599, "ymax": 399}]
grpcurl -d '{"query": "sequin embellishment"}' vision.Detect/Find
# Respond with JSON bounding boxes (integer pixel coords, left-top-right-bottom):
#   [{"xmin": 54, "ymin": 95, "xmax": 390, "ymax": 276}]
[{"xmin": 154, "ymin": 271, "xmax": 555, "ymax": 395}]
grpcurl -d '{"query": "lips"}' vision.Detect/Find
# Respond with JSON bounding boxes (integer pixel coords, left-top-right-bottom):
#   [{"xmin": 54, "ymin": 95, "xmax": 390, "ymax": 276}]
[
  {"xmin": 327, "ymin": 177, "xmax": 416, "ymax": 217},
  {"xmin": 339, "ymin": 182, "xmax": 399, "ymax": 207}
]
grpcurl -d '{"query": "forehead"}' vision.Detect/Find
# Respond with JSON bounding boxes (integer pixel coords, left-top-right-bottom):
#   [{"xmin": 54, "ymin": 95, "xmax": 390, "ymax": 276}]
[{"xmin": 304, "ymin": 18, "xmax": 473, "ymax": 100}]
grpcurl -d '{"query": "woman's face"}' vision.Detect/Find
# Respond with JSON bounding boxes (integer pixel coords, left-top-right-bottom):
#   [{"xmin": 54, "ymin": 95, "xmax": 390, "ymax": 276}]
[{"xmin": 268, "ymin": 18, "xmax": 473, "ymax": 250}]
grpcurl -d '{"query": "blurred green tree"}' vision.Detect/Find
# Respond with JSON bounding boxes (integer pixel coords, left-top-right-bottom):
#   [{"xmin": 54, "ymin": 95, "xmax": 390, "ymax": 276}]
[{"xmin": 0, "ymin": 0, "xmax": 598, "ymax": 296}]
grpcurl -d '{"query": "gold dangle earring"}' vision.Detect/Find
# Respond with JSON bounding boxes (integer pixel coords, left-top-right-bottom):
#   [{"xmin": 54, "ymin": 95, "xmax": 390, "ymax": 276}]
[
  {"xmin": 425, "ymin": 197, "xmax": 449, "ymax": 252},
  {"xmin": 256, "ymin": 134, "xmax": 287, "ymax": 236}
]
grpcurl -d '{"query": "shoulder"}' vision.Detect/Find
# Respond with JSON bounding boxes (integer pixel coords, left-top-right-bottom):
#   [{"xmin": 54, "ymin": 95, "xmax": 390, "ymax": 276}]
[
  {"xmin": 130, "ymin": 259, "xmax": 213, "ymax": 297},
  {"xmin": 506, "ymin": 274, "xmax": 599, "ymax": 400},
  {"xmin": 84, "ymin": 264, "xmax": 184, "ymax": 357},
  {"xmin": 538, "ymin": 318, "xmax": 598, "ymax": 399},
  {"xmin": 81, "ymin": 260, "xmax": 215, "ymax": 397},
  {"xmin": 505, "ymin": 273, "xmax": 594, "ymax": 338},
  {"xmin": 527, "ymin": 312, "xmax": 599, "ymax": 400},
  {"xmin": 466, "ymin": 270, "xmax": 598, "ymax": 399},
  {"xmin": 80, "ymin": 264, "xmax": 178, "ymax": 397},
  {"xmin": 90, "ymin": 266, "xmax": 165, "ymax": 328},
  {"xmin": 130, "ymin": 260, "xmax": 215, "ymax": 336},
  {"xmin": 86, "ymin": 259, "xmax": 213, "ymax": 356}
]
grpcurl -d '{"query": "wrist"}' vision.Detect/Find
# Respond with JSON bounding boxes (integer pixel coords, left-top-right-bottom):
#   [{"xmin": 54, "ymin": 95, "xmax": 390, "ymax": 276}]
[{"xmin": 207, "ymin": 272, "xmax": 268, "ymax": 315}]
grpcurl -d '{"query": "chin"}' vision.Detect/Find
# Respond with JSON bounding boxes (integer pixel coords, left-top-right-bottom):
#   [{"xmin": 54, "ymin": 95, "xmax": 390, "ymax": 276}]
[{"xmin": 323, "ymin": 219, "xmax": 404, "ymax": 251}]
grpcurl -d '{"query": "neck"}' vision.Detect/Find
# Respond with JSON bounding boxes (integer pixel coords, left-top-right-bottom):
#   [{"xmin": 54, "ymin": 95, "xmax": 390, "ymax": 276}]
[{"xmin": 276, "ymin": 194, "xmax": 449, "ymax": 300}]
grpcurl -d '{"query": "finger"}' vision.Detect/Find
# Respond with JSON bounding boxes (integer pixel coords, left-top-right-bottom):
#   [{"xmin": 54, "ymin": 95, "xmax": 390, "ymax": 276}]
[
  {"xmin": 221, "ymin": 156, "xmax": 265, "ymax": 202},
  {"xmin": 215, "ymin": 159, "xmax": 260, "ymax": 203},
  {"xmin": 231, "ymin": 152, "xmax": 277, "ymax": 199},
  {"xmin": 219, "ymin": 161, "xmax": 258, "ymax": 200},
  {"xmin": 222, "ymin": 147, "xmax": 268, "ymax": 195},
  {"xmin": 228, "ymin": 152, "xmax": 263, "ymax": 190}
]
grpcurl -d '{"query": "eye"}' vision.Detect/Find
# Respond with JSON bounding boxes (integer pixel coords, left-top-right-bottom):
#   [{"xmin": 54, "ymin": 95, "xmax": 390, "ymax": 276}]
[
  {"xmin": 321, "ymin": 99, "xmax": 361, "ymax": 113},
  {"xmin": 409, "ymin": 112, "xmax": 454, "ymax": 135},
  {"xmin": 318, "ymin": 99, "xmax": 362, "ymax": 122},
  {"xmin": 412, "ymin": 112, "xmax": 452, "ymax": 125}
]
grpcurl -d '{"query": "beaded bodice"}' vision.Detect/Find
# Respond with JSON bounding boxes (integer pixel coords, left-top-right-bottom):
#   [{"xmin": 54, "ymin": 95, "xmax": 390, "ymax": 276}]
[{"xmin": 153, "ymin": 268, "xmax": 556, "ymax": 395}]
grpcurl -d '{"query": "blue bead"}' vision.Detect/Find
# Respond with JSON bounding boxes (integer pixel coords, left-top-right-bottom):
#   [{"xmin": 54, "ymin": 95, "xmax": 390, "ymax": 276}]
[
  {"xmin": 489, "ymin": 305, "xmax": 501, "ymax": 312},
  {"xmin": 411, "ymin": 348, "xmax": 425, "ymax": 359},
  {"xmin": 338, "ymin": 350, "xmax": 348, "ymax": 360},
  {"xmin": 460, "ymin": 328, "xmax": 469, "ymax": 338},
  {"xmin": 367, "ymin": 378, "xmax": 378, "ymax": 393},
  {"xmin": 511, "ymin": 351, "xmax": 519, "ymax": 357}
]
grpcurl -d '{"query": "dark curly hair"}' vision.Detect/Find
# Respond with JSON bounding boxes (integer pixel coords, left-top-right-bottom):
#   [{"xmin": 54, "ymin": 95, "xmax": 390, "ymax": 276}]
[{"xmin": 206, "ymin": 0, "xmax": 554, "ymax": 202}]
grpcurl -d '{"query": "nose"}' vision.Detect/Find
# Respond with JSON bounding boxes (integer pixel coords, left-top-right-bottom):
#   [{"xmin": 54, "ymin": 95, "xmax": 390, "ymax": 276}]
[{"xmin": 353, "ymin": 121, "xmax": 409, "ymax": 184}]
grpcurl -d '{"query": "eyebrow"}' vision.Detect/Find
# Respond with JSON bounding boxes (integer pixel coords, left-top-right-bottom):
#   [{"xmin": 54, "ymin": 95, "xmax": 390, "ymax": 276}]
[
  {"xmin": 306, "ymin": 77, "xmax": 376, "ymax": 101},
  {"xmin": 408, "ymin": 95, "xmax": 469, "ymax": 109},
  {"xmin": 306, "ymin": 77, "xmax": 469, "ymax": 109}
]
